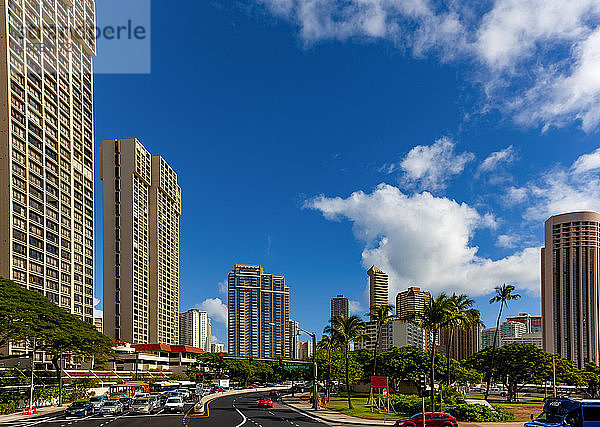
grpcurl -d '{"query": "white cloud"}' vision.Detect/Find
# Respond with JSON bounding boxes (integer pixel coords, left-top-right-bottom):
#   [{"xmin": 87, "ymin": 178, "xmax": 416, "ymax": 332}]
[
  {"xmin": 506, "ymin": 147, "xmax": 600, "ymax": 221},
  {"xmin": 348, "ymin": 300, "xmax": 363, "ymax": 315},
  {"xmin": 307, "ymin": 183, "xmax": 540, "ymax": 297},
  {"xmin": 505, "ymin": 186, "xmax": 528, "ymax": 204},
  {"xmin": 218, "ymin": 280, "xmax": 228, "ymax": 295},
  {"xmin": 496, "ymin": 234, "xmax": 517, "ymax": 249},
  {"xmin": 397, "ymin": 137, "xmax": 474, "ymax": 190},
  {"xmin": 256, "ymin": 0, "xmax": 600, "ymax": 132},
  {"xmin": 572, "ymin": 147, "xmax": 600, "ymax": 174},
  {"xmin": 478, "ymin": 145, "xmax": 515, "ymax": 174},
  {"xmin": 196, "ymin": 298, "xmax": 228, "ymax": 325},
  {"xmin": 211, "ymin": 335, "xmax": 221, "ymax": 344},
  {"xmin": 93, "ymin": 297, "xmax": 102, "ymax": 319}
]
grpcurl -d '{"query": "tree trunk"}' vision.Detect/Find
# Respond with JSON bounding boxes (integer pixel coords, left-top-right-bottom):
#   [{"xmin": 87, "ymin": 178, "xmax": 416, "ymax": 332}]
[
  {"xmin": 327, "ymin": 347, "xmax": 332, "ymax": 402},
  {"xmin": 373, "ymin": 322, "xmax": 380, "ymax": 376},
  {"xmin": 485, "ymin": 303, "xmax": 504, "ymax": 400},
  {"xmin": 345, "ymin": 345, "xmax": 353, "ymax": 410},
  {"xmin": 446, "ymin": 330, "xmax": 454, "ymax": 388},
  {"xmin": 51, "ymin": 354, "xmax": 60, "ymax": 382},
  {"xmin": 430, "ymin": 329, "xmax": 437, "ymax": 413}
]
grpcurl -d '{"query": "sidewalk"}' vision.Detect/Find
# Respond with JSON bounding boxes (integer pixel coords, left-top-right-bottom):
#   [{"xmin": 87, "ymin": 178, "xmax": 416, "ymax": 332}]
[
  {"xmin": 0, "ymin": 405, "xmax": 65, "ymax": 423},
  {"xmin": 282, "ymin": 396, "xmax": 524, "ymax": 427}
]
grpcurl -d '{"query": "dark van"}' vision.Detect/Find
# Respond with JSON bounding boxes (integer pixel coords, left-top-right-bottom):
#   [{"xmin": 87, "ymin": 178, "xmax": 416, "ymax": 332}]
[{"xmin": 526, "ymin": 397, "xmax": 600, "ymax": 427}]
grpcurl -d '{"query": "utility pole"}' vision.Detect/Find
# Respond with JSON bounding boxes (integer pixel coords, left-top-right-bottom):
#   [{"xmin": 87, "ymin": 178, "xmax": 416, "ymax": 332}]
[
  {"xmin": 58, "ymin": 352, "xmax": 63, "ymax": 406},
  {"xmin": 299, "ymin": 327, "xmax": 318, "ymax": 411},
  {"xmin": 29, "ymin": 338, "xmax": 36, "ymax": 411},
  {"xmin": 552, "ymin": 354, "xmax": 557, "ymax": 398}
]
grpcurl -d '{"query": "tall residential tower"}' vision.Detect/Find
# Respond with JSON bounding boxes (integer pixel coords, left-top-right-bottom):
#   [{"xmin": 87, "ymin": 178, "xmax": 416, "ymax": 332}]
[
  {"xmin": 367, "ymin": 265, "xmax": 388, "ymax": 314},
  {"xmin": 331, "ymin": 294, "xmax": 349, "ymax": 320},
  {"xmin": 100, "ymin": 138, "xmax": 181, "ymax": 345},
  {"xmin": 0, "ymin": 0, "xmax": 96, "ymax": 323},
  {"xmin": 541, "ymin": 211, "xmax": 600, "ymax": 367},
  {"xmin": 227, "ymin": 264, "xmax": 290, "ymax": 358}
]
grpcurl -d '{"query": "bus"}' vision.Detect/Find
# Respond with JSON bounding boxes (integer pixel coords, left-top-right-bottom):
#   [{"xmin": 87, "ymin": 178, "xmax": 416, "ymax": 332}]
[
  {"xmin": 109, "ymin": 382, "xmax": 149, "ymax": 398},
  {"xmin": 526, "ymin": 397, "xmax": 600, "ymax": 427}
]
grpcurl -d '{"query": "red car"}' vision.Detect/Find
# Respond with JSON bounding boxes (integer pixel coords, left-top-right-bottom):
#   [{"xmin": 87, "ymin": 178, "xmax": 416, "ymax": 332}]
[
  {"xmin": 257, "ymin": 399, "xmax": 273, "ymax": 408},
  {"xmin": 395, "ymin": 412, "xmax": 458, "ymax": 427}
]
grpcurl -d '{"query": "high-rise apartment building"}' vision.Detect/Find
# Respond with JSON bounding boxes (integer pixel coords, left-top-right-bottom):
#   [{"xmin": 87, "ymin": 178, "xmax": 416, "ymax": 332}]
[
  {"xmin": 211, "ymin": 343, "xmax": 224, "ymax": 353},
  {"xmin": 396, "ymin": 287, "xmax": 431, "ymax": 318},
  {"xmin": 288, "ymin": 319, "xmax": 299, "ymax": 359},
  {"xmin": 331, "ymin": 294, "xmax": 349, "ymax": 320},
  {"xmin": 500, "ymin": 320, "xmax": 527, "ymax": 343},
  {"xmin": 298, "ymin": 340, "xmax": 313, "ymax": 360},
  {"xmin": 367, "ymin": 265, "xmax": 388, "ymax": 313},
  {"xmin": 507, "ymin": 313, "xmax": 542, "ymax": 334},
  {"xmin": 0, "ymin": 0, "xmax": 96, "ymax": 324},
  {"xmin": 100, "ymin": 138, "xmax": 181, "ymax": 345},
  {"xmin": 481, "ymin": 328, "xmax": 499, "ymax": 349},
  {"xmin": 179, "ymin": 309, "xmax": 200, "ymax": 347},
  {"xmin": 227, "ymin": 264, "xmax": 290, "ymax": 358},
  {"xmin": 542, "ymin": 212, "xmax": 600, "ymax": 367},
  {"xmin": 200, "ymin": 313, "xmax": 211, "ymax": 352},
  {"xmin": 440, "ymin": 321, "xmax": 482, "ymax": 361}
]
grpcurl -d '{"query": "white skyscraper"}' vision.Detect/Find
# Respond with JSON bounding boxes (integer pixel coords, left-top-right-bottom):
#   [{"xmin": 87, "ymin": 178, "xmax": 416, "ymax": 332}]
[
  {"xmin": 179, "ymin": 309, "xmax": 200, "ymax": 347},
  {"xmin": 199, "ymin": 311, "xmax": 211, "ymax": 351}
]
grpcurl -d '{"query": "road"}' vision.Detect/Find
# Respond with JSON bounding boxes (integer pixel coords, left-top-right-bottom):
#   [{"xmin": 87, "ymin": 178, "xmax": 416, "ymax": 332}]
[{"xmin": 1, "ymin": 392, "xmax": 335, "ymax": 427}]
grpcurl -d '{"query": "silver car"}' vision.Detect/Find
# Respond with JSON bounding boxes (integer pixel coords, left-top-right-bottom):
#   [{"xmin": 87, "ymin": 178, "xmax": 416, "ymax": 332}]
[
  {"xmin": 88, "ymin": 396, "xmax": 106, "ymax": 412},
  {"xmin": 100, "ymin": 400, "xmax": 124, "ymax": 416},
  {"xmin": 131, "ymin": 398, "xmax": 152, "ymax": 414}
]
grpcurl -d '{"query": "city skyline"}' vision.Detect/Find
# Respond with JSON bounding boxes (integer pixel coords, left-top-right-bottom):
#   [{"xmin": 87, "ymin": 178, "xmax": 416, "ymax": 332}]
[{"xmin": 80, "ymin": 1, "xmax": 600, "ymax": 346}]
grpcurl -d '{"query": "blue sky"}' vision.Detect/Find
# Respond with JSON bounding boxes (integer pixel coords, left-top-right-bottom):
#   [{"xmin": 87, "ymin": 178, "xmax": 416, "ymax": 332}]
[{"xmin": 93, "ymin": 0, "xmax": 600, "ymax": 344}]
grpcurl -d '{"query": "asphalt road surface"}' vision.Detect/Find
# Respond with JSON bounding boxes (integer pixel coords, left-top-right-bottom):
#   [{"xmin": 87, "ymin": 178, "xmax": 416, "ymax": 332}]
[{"xmin": 1, "ymin": 393, "xmax": 335, "ymax": 427}]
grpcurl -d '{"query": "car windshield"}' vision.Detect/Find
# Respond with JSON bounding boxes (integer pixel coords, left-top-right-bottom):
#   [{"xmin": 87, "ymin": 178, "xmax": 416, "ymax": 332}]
[
  {"xmin": 119, "ymin": 398, "xmax": 129, "ymax": 403},
  {"xmin": 167, "ymin": 398, "xmax": 181, "ymax": 403},
  {"xmin": 103, "ymin": 401, "xmax": 117, "ymax": 407},
  {"xmin": 89, "ymin": 397, "xmax": 103, "ymax": 402},
  {"xmin": 535, "ymin": 411, "xmax": 566, "ymax": 424},
  {"xmin": 70, "ymin": 402, "xmax": 88, "ymax": 408},
  {"xmin": 133, "ymin": 399, "xmax": 148, "ymax": 404}
]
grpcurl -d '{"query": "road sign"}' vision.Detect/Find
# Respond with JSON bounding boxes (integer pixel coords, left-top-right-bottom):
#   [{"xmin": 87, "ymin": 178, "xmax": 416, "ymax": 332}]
[
  {"xmin": 371, "ymin": 376, "xmax": 388, "ymax": 388},
  {"xmin": 382, "ymin": 388, "xmax": 388, "ymax": 398},
  {"xmin": 283, "ymin": 364, "xmax": 310, "ymax": 370}
]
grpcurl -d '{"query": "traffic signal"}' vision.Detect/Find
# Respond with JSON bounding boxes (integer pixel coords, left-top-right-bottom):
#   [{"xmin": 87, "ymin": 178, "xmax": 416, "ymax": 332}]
[
  {"xmin": 278, "ymin": 356, "xmax": 283, "ymax": 366},
  {"xmin": 219, "ymin": 353, "xmax": 224, "ymax": 362},
  {"xmin": 417, "ymin": 374, "xmax": 427, "ymax": 397},
  {"xmin": 248, "ymin": 355, "xmax": 253, "ymax": 365}
]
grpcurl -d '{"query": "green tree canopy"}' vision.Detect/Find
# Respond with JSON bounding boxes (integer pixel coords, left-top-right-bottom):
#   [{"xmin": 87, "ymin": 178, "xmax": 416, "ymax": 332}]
[{"xmin": 0, "ymin": 277, "xmax": 114, "ymax": 377}]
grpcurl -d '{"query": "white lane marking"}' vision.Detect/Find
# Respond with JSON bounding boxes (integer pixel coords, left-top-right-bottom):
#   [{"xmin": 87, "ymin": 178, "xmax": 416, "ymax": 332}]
[{"xmin": 234, "ymin": 407, "xmax": 248, "ymax": 427}]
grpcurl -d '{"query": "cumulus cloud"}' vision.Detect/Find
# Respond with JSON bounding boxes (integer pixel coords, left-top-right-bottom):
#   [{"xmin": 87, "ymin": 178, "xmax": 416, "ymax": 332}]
[
  {"xmin": 504, "ymin": 147, "xmax": 600, "ymax": 221},
  {"xmin": 93, "ymin": 297, "xmax": 102, "ymax": 319},
  {"xmin": 306, "ymin": 183, "xmax": 540, "ymax": 297},
  {"xmin": 395, "ymin": 137, "xmax": 474, "ymax": 191},
  {"xmin": 217, "ymin": 280, "xmax": 228, "ymax": 295},
  {"xmin": 256, "ymin": 0, "xmax": 600, "ymax": 132},
  {"xmin": 477, "ymin": 145, "xmax": 515, "ymax": 174},
  {"xmin": 348, "ymin": 300, "xmax": 364, "ymax": 315},
  {"xmin": 196, "ymin": 298, "xmax": 228, "ymax": 325}
]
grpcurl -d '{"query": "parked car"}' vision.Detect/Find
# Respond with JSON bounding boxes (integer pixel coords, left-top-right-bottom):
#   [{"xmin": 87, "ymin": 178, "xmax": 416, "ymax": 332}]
[
  {"xmin": 394, "ymin": 412, "xmax": 459, "ymax": 427},
  {"xmin": 131, "ymin": 398, "xmax": 153, "ymax": 414},
  {"xmin": 100, "ymin": 400, "xmax": 124, "ymax": 416},
  {"xmin": 165, "ymin": 397, "xmax": 185, "ymax": 413},
  {"xmin": 65, "ymin": 401, "xmax": 94, "ymax": 417},
  {"xmin": 88, "ymin": 396, "xmax": 107, "ymax": 412},
  {"xmin": 269, "ymin": 390, "xmax": 281, "ymax": 401},
  {"xmin": 257, "ymin": 398, "xmax": 273, "ymax": 408}
]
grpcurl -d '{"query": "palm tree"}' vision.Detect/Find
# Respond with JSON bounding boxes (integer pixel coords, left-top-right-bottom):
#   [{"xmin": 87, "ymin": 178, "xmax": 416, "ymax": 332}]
[
  {"xmin": 400, "ymin": 293, "xmax": 455, "ymax": 412},
  {"xmin": 444, "ymin": 294, "xmax": 482, "ymax": 387},
  {"xmin": 484, "ymin": 283, "xmax": 521, "ymax": 400},
  {"xmin": 317, "ymin": 332, "xmax": 339, "ymax": 402},
  {"xmin": 327, "ymin": 315, "xmax": 367, "ymax": 409},
  {"xmin": 368, "ymin": 303, "xmax": 396, "ymax": 377}
]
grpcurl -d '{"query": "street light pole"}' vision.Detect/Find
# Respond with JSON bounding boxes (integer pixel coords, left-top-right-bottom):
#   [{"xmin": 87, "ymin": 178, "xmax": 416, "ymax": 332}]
[
  {"xmin": 299, "ymin": 327, "xmax": 318, "ymax": 411},
  {"xmin": 29, "ymin": 338, "xmax": 36, "ymax": 411}
]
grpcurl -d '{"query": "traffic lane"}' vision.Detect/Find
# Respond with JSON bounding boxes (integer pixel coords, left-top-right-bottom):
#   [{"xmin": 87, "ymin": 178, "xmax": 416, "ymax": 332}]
[
  {"xmin": 185, "ymin": 394, "xmax": 245, "ymax": 427},
  {"xmin": 7, "ymin": 406, "xmax": 193, "ymax": 427},
  {"xmin": 232, "ymin": 393, "xmax": 328, "ymax": 427}
]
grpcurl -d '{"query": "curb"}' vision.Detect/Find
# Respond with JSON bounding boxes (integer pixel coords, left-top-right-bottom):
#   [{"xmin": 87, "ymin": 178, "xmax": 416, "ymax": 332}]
[
  {"xmin": 193, "ymin": 386, "xmax": 288, "ymax": 415},
  {"xmin": 280, "ymin": 398, "xmax": 396, "ymax": 426}
]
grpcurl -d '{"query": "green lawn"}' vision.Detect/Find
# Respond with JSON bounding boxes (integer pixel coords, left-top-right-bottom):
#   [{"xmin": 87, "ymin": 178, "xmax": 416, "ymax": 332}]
[{"xmin": 320, "ymin": 393, "xmax": 404, "ymax": 420}]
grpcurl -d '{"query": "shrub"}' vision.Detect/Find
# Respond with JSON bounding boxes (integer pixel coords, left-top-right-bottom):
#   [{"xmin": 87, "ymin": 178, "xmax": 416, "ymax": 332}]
[
  {"xmin": 443, "ymin": 403, "xmax": 516, "ymax": 422},
  {"xmin": 389, "ymin": 394, "xmax": 423, "ymax": 415},
  {"xmin": 0, "ymin": 402, "xmax": 18, "ymax": 415}
]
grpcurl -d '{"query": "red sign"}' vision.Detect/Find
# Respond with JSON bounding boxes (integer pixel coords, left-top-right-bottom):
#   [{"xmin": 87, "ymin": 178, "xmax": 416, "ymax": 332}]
[
  {"xmin": 382, "ymin": 388, "xmax": 388, "ymax": 397},
  {"xmin": 371, "ymin": 376, "xmax": 388, "ymax": 388}
]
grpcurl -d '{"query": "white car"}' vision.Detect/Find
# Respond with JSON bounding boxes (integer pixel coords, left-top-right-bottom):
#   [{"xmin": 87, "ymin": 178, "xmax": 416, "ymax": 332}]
[{"xmin": 165, "ymin": 397, "xmax": 184, "ymax": 413}]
